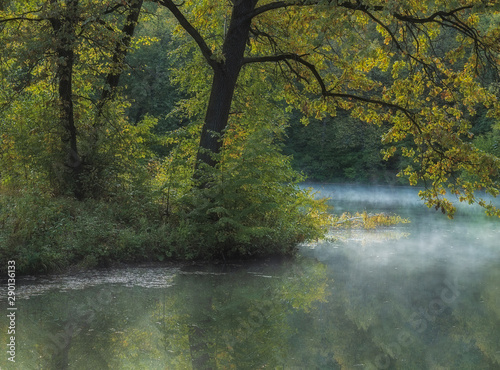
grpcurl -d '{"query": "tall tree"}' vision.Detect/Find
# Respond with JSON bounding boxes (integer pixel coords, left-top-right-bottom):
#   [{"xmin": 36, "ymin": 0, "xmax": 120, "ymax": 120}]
[
  {"xmin": 0, "ymin": 0, "xmax": 144, "ymax": 198},
  {"xmin": 47, "ymin": 0, "xmax": 82, "ymax": 197},
  {"xmin": 159, "ymin": 0, "xmax": 500, "ymax": 216}
]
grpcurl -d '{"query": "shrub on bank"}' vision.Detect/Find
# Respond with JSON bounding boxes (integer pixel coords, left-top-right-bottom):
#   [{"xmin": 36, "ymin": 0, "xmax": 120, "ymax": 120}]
[
  {"xmin": 0, "ymin": 181, "xmax": 328, "ymax": 275},
  {"xmin": 0, "ymin": 190, "xmax": 169, "ymax": 274}
]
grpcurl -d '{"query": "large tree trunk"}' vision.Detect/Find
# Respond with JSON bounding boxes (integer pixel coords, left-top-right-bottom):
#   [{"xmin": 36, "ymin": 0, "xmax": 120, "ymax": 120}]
[
  {"xmin": 196, "ymin": 68, "xmax": 240, "ymax": 170},
  {"xmin": 194, "ymin": 0, "xmax": 258, "ymax": 181},
  {"xmin": 49, "ymin": 0, "xmax": 84, "ymax": 199}
]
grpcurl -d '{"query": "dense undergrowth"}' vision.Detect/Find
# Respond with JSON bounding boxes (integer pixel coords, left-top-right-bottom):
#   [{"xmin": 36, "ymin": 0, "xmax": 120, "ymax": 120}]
[
  {"xmin": 0, "ymin": 183, "xmax": 409, "ymax": 276},
  {"xmin": 0, "ymin": 190, "xmax": 166, "ymax": 274},
  {"xmin": 0, "ymin": 126, "xmax": 331, "ymax": 276},
  {"xmin": 0, "ymin": 190, "xmax": 325, "ymax": 276}
]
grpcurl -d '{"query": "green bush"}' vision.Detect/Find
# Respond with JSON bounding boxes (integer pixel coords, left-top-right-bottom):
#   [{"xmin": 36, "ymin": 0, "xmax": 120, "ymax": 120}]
[
  {"xmin": 0, "ymin": 189, "xmax": 172, "ymax": 275},
  {"xmin": 160, "ymin": 120, "xmax": 330, "ymax": 260}
]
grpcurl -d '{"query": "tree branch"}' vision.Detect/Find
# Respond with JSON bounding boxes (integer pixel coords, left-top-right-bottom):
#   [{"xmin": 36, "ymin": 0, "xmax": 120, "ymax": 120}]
[
  {"xmin": 249, "ymin": 1, "xmax": 476, "ymax": 31},
  {"xmin": 0, "ymin": 16, "xmax": 46, "ymax": 23},
  {"xmin": 242, "ymin": 52, "xmax": 423, "ymax": 136},
  {"xmin": 0, "ymin": 6, "xmax": 45, "ymax": 23},
  {"xmin": 103, "ymin": 2, "xmax": 127, "ymax": 15},
  {"xmin": 157, "ymin": 0, "xmax": 215, "ymax": 68},
  {"xmin": 99, "ymin": 0, "xmax": 144, "ymax": 109},
  {"xmin": 249, "ymin": 1, "xmax": 307, "ymax": 19}
]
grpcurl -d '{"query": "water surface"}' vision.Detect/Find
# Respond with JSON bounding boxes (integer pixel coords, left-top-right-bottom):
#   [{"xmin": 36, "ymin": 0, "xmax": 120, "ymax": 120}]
[{"xmin": 1, "ymin": 184, "xmax": 499, "ymax": 369}]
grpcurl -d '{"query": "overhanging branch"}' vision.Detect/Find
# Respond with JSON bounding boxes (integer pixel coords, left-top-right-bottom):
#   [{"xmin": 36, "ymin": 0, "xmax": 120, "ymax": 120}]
[
  {"xmin": 243, "ymin": 52, "xmax": 455, "ymax": 160},
  {"xmin": 250, "ymin": 1, "xmax": 488, "ymax": 52},
  {"xmin": 242, "ymin": 52, "xmax": 421, "ymax": 132}
]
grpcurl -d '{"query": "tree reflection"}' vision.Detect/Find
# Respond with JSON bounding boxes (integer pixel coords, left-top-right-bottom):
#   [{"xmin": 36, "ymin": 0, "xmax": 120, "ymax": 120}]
[
  {"xmin": 2, "ymin": 254, "xmax": 499, "ymax": 369},
  {"xmin": 150, "ymin": 258, "xmax": 330, "ymax": 369}
]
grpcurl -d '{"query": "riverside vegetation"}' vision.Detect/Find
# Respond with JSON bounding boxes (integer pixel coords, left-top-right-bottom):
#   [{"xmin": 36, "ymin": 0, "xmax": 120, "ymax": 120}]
[{"xmin": 0, "ymin": 0, "xmax": 499, "ymax": 274}]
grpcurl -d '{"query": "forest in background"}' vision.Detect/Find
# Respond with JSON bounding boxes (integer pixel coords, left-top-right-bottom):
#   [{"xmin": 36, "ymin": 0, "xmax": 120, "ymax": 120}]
[{"xmin": 0, "ymin": 1, "xmax": 499, "ymax": 274}]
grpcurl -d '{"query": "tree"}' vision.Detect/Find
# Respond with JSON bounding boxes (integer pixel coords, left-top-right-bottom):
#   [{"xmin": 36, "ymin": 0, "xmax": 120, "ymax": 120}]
[
  {"xmin": 0, "ymin": 0, "xmax": 144, "ymax": 199},
  {"xmin": 159, "ymin": 0, "xmax": 500, "ymax": 216}
]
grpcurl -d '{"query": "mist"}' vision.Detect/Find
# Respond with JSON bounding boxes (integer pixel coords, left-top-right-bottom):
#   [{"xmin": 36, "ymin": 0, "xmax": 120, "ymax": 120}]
[{"xmin": 301, "ymin": 184, "xmax": 500, "ymax": 318}]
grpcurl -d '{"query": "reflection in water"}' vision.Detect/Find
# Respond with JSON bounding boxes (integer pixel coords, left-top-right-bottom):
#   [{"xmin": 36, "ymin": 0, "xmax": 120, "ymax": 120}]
[
  {"xmin": 0, "ymin": 260, "xmax": 329, "ymax": 369},
  {"xmin": 305, "ymin": 184, "xmax": 500, "ymax": 369},
  {"xmin": 0, "ymin": 184, "xmax": 499, "ymax": 369}
]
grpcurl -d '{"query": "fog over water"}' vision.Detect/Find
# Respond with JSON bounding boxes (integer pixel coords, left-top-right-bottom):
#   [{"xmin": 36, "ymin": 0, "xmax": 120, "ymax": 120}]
[
  {"xmin": 305, "ymin": 184, "xmax": 500, "ymax": 295},
  {"xmin": 300, "ymin": 183, "xmax": 500, "ymax": 369},
  {"xmin": 1, "ymin": 184, "xmax": 499, "ymax": 369}
]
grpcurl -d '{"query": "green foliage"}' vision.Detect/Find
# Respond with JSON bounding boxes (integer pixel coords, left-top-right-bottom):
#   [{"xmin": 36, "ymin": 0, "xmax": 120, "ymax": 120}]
[
  {"xmin": 0, "ymin": 118, "xmax": 331, "ymax": 272},
  {"xmin": 284, "ymin": 111, "xmax": 397, "ymax": 183},
  {"xmin": 0, "ymin": 92, "xmax": 157, "ymax": 198},
  {"xmin": 136, "ymin": 38, "xmax": 331, "ymax": 259},
  {"xmin": 2, "ymin": 0, "xmax": 500, "ymax": 274},
  {"xmin": 81, "ymin": 105, "xmax": 159, "ymax": 199},
  {"xmin": 0, "ymin": 189, "xmax": 172, "ymax": 275},
  {"xmin": 474, "ymin": 124, "xmax": 500, "ymax": 158},
  {"xmin": 331, "ymin": 211, "xmax": 410, "ymax": 229},
  {"xmin": 170, "ymin": 170, "xmax": 327, "ymax": 259},
  {"xmin": 122, "ymin": 6, "xmax": 187, "ymax": 133},
  {"xmin": 155, "ymin": 122, "xmax": 329, "ymax": 259},
  {"xmin": 0, "ymin": 84, "xmax": 61, "ymax": 192}
]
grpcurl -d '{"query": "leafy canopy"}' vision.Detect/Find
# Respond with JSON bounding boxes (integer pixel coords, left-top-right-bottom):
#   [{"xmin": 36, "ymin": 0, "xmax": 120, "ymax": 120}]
[{"xmin": 161, "ymin": 0, "xmax": 500, "ymax": 217}]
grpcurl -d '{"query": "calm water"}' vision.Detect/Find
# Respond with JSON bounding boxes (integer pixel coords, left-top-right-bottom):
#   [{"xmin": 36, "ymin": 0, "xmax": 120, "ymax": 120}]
[{"xmin": 1, "ymin": 184, "xmax": 499, "ymax": 369}]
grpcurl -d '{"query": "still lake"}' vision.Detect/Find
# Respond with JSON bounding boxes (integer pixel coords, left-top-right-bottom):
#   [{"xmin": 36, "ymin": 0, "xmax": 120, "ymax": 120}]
[{"xmin": 1, "ymin": 184, "xmax": 499, "ymax": 369}]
